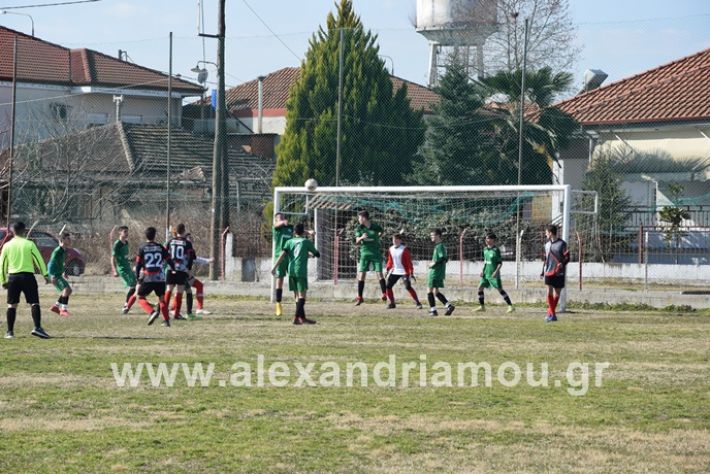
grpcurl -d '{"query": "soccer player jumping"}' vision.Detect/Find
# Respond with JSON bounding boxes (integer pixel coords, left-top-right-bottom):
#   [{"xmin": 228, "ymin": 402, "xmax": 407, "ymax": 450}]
[
  {"xmin": 542, "ymin": 224, "xmax": 570, "ymax": 322},
  {"xmin": 271, "ymin": 223, "xmax": 320, "ymax": 325},
  {"xmin": 272, "ymin": 212, "xmax": 294, "ymax": 316},
  {"xmin": 354, "ymin": 210, "xmax": 386, "ymax": 305}
]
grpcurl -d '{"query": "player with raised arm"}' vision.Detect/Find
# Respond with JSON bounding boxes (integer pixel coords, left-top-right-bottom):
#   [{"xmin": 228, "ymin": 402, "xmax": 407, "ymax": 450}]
[
  {"xmin": 272, "ymin": 212, "xmax": 294, "ymax": 316},
  {"xmin": 112, "ymin": 226, "xmax": 137, "ymax": 314},
  {"xmin": 542, "ymin": 224, "xmax": 570, "ymax": 322},
  {"xmin": 135, "ymin": 226, "xmax": 174, "ymax": 327},
  {"xmin": 474, "ymin": 233, "xmax": 515, "ymax": 313},
  {"xmin": 271, "ymin": 223, "xmax": 320, "ymax": 325},
  {"xmin": 384, "ymin": 234, "xmax": 422, "ymax": 309},
  {"xmin": 354, "ymin": 210, "xmax": 386, "ymax": 305},
  {"xmin": 164, "ymin": 224, "xmax": 195, "ymax": 321},
  {"xmin": 48, "ymin": 232, "xmax": 73, "ymax": 318},
  {"xmin": 427, "ymin": 229, "xmax": 455, "ymax": 316}
]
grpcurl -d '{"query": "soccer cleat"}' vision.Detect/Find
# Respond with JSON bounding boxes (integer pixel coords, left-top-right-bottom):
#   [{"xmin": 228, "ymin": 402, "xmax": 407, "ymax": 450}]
[
  {"xmin": 416, "ymin": 303, "xmax": 423, "ymax": 309},
  {"xmin": 381, "ymin": 293, "xmax": 388, "ymax": 302},
  {"xmin": 187, "ymin": 313, "xmax": 196, "ymax": 321},
  {"xmin": 275, "ymin": 302, "xmax": 283, "ymax": 316},
  {"xmin": 473, "ymin": 305, "xmax": 485, "ymax": 312},
  {"xmin": 147, "ymin": 310, "xmax": 160, "ymax": 326},
  {"xmin": 161, "ymin": 320, "xmax": 171, "ymax": 327},
  {"xmin": 545, "ymin": 314, "xmax": 558, "ymax": 323},
  {"xmin": 387, "ymin": 303, "xmax": 396, "ymax": 309},
  {"xmin": 196, "ymin": 309, "xmax": 211, "ymax": 316},
  {"xmin": 293, "ymin": 317, "xmax": 304, "ymax": 325},
  {"xmin": 59, "ymin": 309, "xmax": 70, "ymax": 318},
  {"xmin": 173, "ymin": 314, "xmax": 187, "ymax": 321},
  {"xmin": 429, "ymin": 309, "xmax": 438, "ymax": 317},
  {"xmin": 121, "ymin": 304, "xmax": 130, "ymax": 315},
  {"xmin": 507, "ymin": 305, "xmax": 515, "ymax": 313},
  {"xmin": 354, "ymin": 297, "xmax": 364, "ymax": 306},
  {"xmin": 444, "ymin": 305, "xmax": 456, "ymax": 316},
  {"xmin": 31, "ymin": 327, "xmax": 51, "ymax": 339},
  {"xmin": 302, "ymin": 318, "xmax": 317, "ymax": 325},
  {"xmin": 50, "ymin": 304, "xmax": 60, "ymax": 315},
  {"xmin": 5, "ymin": 331, "xmax": 14, "ymax": 339}
]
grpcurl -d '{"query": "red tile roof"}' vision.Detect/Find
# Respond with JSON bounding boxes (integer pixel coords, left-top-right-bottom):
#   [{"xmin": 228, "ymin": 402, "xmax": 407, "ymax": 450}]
[
  {"xmin": 556, "ymin": 48, "xmax": 710, "ymax": 126},
  {"xmin": 0, "ymin": 27, "xmax": 202, "ymax": 94},
  {"xmin": 224, "ymin": 67, "xmax": 440, "ymax": 115}
]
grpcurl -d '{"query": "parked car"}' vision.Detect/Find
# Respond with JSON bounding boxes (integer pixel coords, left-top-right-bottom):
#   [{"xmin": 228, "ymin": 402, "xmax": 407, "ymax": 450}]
[{"xmin": 0, "ymin": 228, "xmax": 85, "ymax": 276}]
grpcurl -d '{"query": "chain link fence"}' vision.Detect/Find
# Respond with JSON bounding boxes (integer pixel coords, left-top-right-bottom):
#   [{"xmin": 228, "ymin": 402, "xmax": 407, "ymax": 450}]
[{"xmin": 0, "ymin": 16, "xmax": 707, "ymax": 295}]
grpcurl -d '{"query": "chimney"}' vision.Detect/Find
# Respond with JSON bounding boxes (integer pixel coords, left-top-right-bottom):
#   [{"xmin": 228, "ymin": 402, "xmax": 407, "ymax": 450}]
[{"xmin": 257, "ymin": 75, "xmax": 265, "ymax": 134}]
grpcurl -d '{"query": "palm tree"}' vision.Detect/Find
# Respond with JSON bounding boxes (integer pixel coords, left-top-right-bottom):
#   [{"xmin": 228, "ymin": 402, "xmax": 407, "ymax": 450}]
[{"xmin": 478, "ymin": 67, "xmax": 578, "ymax": 184}]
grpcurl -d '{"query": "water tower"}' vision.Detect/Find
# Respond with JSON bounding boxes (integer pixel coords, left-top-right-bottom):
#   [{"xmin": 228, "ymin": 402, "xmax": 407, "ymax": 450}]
[{"xmin": 416, "ymin": 0, "xmax": 499, "ymax": 86}]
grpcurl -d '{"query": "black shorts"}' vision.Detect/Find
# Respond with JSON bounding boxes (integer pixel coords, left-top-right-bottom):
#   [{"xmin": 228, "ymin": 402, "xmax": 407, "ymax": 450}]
[
  {"xmin": 166, "ymin": 271, "xmax": 188, "ymax": 286},
  {"xmin": 6, "ymin": 273, "xmax": 40, "ymax": 305},
  {"xmin": 544, "ymin": 275, "xmax": 566, "ymax": 289},
  {"xmin": 386, "ymin": 274, "xmax": 412, "ymax": 289},
  {"xmin": 137, "ymin": 281, "xmax": 166, "ymax": 298}
]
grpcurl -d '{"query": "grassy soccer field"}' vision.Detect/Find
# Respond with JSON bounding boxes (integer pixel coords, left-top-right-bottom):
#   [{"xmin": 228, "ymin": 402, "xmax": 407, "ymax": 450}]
[{"xmin": 0, "ymin": 295, "xmax": 708, "ymax": 473}]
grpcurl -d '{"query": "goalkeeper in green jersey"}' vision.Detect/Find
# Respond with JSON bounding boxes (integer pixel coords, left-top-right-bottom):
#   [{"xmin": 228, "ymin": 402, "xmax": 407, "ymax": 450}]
[
  {"xmin": 474, "ymin": 233, "xmax": 514, "ymax": 313},
  {"xmin": 354, "ymin": 210, "xmax": 387, "ymax": 306},
  {"xmin": 48, "ymin": 232, "xmax": 73, "ymax": 318}
]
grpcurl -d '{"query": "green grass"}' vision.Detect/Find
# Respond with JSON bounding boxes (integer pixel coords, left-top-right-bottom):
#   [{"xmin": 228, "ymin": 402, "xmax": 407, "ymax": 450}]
[{"xmin": 0, "ymin": 295, "xmax": 708, "ymax": 473}]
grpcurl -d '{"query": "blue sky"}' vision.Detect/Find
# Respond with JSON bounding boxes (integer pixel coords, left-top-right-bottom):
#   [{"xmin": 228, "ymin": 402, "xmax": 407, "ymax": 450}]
[{"xmin": 1, "ymin": 0, "xmax": 708, "ymax": 95}]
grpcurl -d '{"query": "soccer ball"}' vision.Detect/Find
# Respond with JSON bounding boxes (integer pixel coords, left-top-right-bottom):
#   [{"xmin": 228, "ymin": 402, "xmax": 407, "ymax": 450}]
[{"xmin": 305, "ymin": 178, "xmax": 318, "ymax": 192}]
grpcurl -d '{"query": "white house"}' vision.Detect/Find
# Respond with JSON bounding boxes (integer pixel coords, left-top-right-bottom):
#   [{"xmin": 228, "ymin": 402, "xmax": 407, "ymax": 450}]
[{"xmin": 0, "ymin": 26, "xmax": 203, "ymax": 149}]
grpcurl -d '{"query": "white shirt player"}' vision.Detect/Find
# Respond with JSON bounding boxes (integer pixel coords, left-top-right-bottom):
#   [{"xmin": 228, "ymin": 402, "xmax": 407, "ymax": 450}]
[{"xmin": 387, "ymin": 244, "xmax": 414, "ymax": 276}]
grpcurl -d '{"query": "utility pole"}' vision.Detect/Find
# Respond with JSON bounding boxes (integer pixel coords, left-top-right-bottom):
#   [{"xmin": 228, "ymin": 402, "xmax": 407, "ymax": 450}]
[
  {"xmin": 335, "ymin": 27, "xmax": 344, "ymax": 186},
  {"xmin": 165, "ymin": 32, "xmax": 173, "ymax": 241},
  {"xmin": 208, "ymin": 0, "xmax": 227, "ymax": 280}
]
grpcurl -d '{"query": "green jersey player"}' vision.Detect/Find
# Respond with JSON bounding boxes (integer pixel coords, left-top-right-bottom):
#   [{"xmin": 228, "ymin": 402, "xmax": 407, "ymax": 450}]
[
  {"xmin": 112, "ymin": 226, "xmax": 137, "ymax": 314},
  {"xmin": 426, "ymin": 229, "xmax": 454, "ymax": 316},
  {"xmin": 354, "ymin": 210, "xmax": 387, "ymax": 305},
  {"xmin": 272, "ymin": 212, "xmax": 294, "ymax": 316},
  {"xmin": 475, "ymin": 233, "xmax": 514, "ymax": 313},
  {"xmin": 48, "ymin": 233, "xmax": 73, "ymax": 318},
  {"xmin": 271, "ymin": 223, "xmax": 320, "ymax": 325}
]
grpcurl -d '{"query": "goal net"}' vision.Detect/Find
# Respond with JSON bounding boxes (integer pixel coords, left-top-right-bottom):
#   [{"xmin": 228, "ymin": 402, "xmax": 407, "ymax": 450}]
[{"xmin": 273, "ymin": 185, "xmax": 597, "ymax": 301}]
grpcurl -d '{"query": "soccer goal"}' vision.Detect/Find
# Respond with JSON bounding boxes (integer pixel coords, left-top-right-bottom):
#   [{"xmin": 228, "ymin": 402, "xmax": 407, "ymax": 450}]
[{"xmin": 272, "ymin": 185, "xmax": 598, "ymax": 309}]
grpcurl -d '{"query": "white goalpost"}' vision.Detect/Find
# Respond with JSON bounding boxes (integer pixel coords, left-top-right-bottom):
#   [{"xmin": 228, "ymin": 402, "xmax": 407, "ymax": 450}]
[{"xmin": 272, "ymin": 184, "xmax": 595, "ymax": 312}]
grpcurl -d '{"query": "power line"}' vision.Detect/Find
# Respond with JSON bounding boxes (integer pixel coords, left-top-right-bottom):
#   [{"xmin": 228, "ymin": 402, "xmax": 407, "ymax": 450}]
[
  {"xmin": 241, "ymin": 0, "xmax": 301, "ymax": 62},
  {"xmin": 0, "ymin": 0, "xmax": 100, "ymax": 9}
]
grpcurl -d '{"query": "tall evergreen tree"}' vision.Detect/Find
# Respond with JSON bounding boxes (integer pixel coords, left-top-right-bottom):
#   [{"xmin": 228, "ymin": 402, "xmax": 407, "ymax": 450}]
[
  {"xmin": 273, "ymin": 0, "xmax": 425, "ymax": 187},
  {"xmin": 413, "ymin": 59, "xmax": 491, "ymax": 185}
]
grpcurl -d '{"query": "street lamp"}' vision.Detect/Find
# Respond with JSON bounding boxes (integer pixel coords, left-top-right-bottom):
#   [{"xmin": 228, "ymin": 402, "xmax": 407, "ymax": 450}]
[
  {"xmin": 1, "ymin": 11, "xmax": 34, "ymax": 37},
  {"xmin": 191, "ymin": 60, "xmax": 217, "ymax": 122}
]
